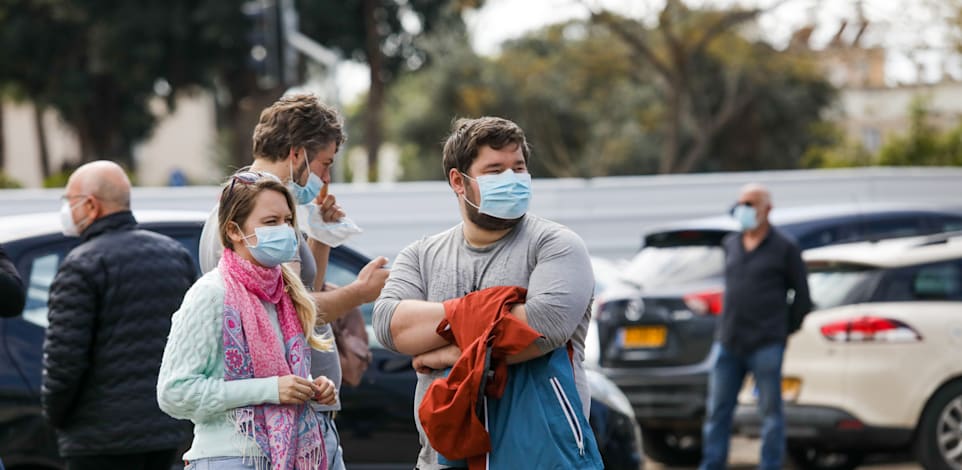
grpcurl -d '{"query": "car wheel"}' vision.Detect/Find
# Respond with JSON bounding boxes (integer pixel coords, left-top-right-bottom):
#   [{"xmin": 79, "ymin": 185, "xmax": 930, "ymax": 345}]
[
  {"xmin": 787, "ymin": 445, "xmax": 864, "ymax": 470},
  {"xmin": 641, "ymin": 428, "xmax": 702, "ymax": 466},
  {"xmin": 915, "ymin": 380, "xmax": 962, "ymax": 470}
]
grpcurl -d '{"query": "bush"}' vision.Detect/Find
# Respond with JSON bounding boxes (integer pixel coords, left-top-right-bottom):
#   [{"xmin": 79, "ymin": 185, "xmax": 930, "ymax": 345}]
[
  {"xmin": 43, "ymin": 170, "xmax": 71, "ymax": 189},
  {"xmin": 0, "ymin": 172, "xmax": 23, "ymax": 188}
]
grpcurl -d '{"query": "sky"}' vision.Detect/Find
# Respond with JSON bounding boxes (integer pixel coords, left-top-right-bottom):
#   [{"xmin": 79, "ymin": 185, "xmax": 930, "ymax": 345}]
[{"xmin": 334, "ymin": 0, "xmax": 960, "ymax": 104}]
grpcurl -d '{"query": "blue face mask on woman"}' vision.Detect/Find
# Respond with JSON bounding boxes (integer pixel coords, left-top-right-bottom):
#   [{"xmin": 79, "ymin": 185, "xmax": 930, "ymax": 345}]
[
  {"xmin": 289, "ymin": 153, "xmax": 324, "ymax": 205},
  {"xmin": 240, "ymin": 224, "xmax": 299, "ymax": 267},
  {"xmin": 461, "ymin": 169, "xmax": 532, "ymax": 220}
]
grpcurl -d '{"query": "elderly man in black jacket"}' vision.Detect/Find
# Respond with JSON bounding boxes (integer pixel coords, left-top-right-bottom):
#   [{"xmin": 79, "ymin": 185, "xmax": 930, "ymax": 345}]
[
  {"xmin": 0, "ymin": 245, "xmax": 25, "ymax": 318},
  {"xmin": 43, "ymin": 160, "xmax": 196, "ymax": 470}
]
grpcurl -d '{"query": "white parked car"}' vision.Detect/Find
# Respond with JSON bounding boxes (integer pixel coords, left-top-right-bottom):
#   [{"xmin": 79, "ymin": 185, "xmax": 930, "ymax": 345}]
[{"xmin": 735, "ymin": 232, "xmax": 962, "ymax": 470}]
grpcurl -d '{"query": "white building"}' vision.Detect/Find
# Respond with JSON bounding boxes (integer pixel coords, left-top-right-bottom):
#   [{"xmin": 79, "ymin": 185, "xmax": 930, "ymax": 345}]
[{"xmin": 1, "ymin": 93, "xmax": 221, "ymax": 188}]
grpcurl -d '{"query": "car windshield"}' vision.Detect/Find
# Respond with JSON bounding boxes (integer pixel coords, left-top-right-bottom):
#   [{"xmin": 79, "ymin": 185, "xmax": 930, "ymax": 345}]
[
  {"xmin": 807, "ymin": 264, "xmax": 883, "ymax": 310},
  {"xmin": 621, "ymin": 245, "xmax": 725, "ymax": 289}
]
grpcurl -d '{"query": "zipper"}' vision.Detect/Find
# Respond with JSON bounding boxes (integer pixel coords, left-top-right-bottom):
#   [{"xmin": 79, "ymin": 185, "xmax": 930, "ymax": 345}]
[
  {"xmin": 549, "ymin": 376, "xmax": 585, "ymax": 456},
  {"xmin": 483, "ymin": 395, "xmax": 490, "ymax": 470}
]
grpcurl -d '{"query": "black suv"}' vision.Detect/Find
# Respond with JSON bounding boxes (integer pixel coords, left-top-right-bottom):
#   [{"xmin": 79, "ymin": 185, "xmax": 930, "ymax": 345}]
[
  {"xmin": 595, "ymin": 204, "xmax": 962, "ymax": 465},
  {"xmin": 0, "ymin": 210, "xmax": 643, "ymax": 470}
]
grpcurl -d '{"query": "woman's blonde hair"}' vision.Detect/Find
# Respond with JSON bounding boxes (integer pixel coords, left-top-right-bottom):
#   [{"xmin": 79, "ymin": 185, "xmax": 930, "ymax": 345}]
[{"xmin": 218, "ymin": 173, "xmax": 332, "ymax": 351}]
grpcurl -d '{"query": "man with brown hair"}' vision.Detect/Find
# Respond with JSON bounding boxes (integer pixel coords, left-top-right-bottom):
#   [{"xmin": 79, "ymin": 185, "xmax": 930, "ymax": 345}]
[
  {"xmin": 198, "ymin": 93, "xmax": 388, "ymax": 470},
  {"xmin": 373, "ymin": 116, "xmax": 598, "ymax": 469}
]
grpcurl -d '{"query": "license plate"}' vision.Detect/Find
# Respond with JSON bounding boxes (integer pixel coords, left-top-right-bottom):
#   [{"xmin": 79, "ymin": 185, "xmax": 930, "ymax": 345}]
[
  {"xmin": 750, "ymin": 377, "xmax": 802, "ymax": 401},
  {"xmin": 622, "ymin": 325, "xmax": 667, "ymax": 348}
]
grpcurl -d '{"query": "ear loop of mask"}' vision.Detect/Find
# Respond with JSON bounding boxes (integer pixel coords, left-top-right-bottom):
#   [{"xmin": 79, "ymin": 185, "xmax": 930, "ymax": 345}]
[
  {"xmin": 290, "ymin": 149, "xmax": 310, "ymax": 186},
  {"xmin": 73, "ymin": 197, "xmax": 92, "ymax": 231},
  {"xmin": 460, "ymin": 172, "xmax": 482, "ymax": 211},
  {"xmin": 231, "ymin": 221, "xmax": 255, "ymax": 248},
  {"xmin": 67, "ymin": 196, "xmax": 90, "ymax": 233}
]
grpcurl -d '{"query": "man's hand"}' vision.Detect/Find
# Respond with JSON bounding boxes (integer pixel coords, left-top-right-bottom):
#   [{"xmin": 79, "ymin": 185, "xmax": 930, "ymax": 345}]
[
  {"xmin": 316, "ymin": 185, "xmax": 345, "ymax": 223},
  {"xmin": 278, "ymin": 374, "xmax": 318, "ymax": 405},
  {"xmin": 412, "ymin": 344, "xmax": 461, "ymax": 374},
  {"xmin": 349, "ymin": 256, "xmax": 390, "ymax": 303},
  {"xmin": 311, "ymin": 375, "xmax": 338, "ymax": 405}
]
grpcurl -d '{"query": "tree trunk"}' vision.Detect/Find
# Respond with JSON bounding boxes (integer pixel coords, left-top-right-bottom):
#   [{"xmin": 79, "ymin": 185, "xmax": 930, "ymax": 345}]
[
  {"xmin": 363, "ymin": 0, "xmax": 383, "ymax": 182},
  {"xmin": 228, "ymin": 87, "xmax": 284, "ymax": 172},
  {"xmin": 660, "ymin": 88, "xmax": 682, "ymax": 173},
  {"xmin": 0, "ymin": 102, "xmax": 6, "ymax": 171},
  {"xmin": 34, "ymin": 104, "xmax": 52, "ymax": 180}
]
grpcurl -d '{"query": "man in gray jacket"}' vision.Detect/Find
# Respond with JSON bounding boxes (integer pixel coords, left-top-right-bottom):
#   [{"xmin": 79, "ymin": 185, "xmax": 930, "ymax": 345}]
[{"xmin": 373, "ymin": 116, "xmax": 595, "ymax": 469}]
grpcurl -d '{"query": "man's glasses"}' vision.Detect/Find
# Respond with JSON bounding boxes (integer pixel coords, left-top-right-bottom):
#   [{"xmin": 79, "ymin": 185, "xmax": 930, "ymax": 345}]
[{"xmin": 60, "ymin": 194, "xmax": 89, "ymax": 204}]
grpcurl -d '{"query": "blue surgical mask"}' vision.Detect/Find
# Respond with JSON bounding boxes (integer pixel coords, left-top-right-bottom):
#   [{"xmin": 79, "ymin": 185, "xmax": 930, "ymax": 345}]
[
  {"xmin": 289, "ymin": 155, "xmax": 324, "ymax": 205},
  {"xmin": 462, "ymin": 169, "xmax": 532, "ymax": 220},
  {"xmin": 241, "ymin": 224, "xmax": 299, "ymax": 267},
  {"xmin": 732, "ymin": 204, "xmax": 759, "ymax": 231}
]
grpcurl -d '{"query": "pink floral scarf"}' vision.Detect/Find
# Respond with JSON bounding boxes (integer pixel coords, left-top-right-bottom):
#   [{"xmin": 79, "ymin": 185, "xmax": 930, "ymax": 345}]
[{"xmin": 219, "ymin": 248, "xmax": 325, "ymax": 470}]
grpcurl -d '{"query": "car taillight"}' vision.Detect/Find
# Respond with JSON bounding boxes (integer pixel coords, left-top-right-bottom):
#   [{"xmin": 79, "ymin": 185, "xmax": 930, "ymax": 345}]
[
  {"xmin": 819, "ymin": 316, "xmax": 922, "ymax": 342},
  {"xmin": 683, "ymin": 289, "xmax": 724, "ymax": 316}
]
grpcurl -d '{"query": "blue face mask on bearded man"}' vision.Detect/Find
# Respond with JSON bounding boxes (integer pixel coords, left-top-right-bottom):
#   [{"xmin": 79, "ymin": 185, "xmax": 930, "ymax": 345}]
[{"xmin": 461, "ymin": 169, "xmax": 532, "ymax": 230}]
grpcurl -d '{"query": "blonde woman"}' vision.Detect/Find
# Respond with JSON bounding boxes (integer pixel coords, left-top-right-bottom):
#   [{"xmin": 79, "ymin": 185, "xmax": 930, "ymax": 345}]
[{"xmin": 158, "ymin": 173, "xmax": 336, "ymax": 470}]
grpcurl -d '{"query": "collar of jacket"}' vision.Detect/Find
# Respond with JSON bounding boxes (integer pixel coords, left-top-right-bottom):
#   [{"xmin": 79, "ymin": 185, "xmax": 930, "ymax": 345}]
[{"xmin": 81, "ymin": 210, "xmax": 138, "ymax": 241}]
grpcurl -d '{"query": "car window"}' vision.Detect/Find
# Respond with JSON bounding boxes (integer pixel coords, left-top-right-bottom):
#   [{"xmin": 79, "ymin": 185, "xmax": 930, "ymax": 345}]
[
  {"xmin": 875, "ymin": 260, "xmax": 962, "ymax": 302},
  {"xmin": 22, "ymin": 252, "xmax": 61, "ymax": 328},
  {"xmin": 912, "ymin": 262, "xmax": 962, "ymax": 300},
  {"xmin": 325, "ymin": 258, "xmax": 359, "ymax": 289},
  {"xmin": 797, "ymin": 227, "xmax": 846, "ymax": 250},
  {"xmin": 325, "ymin": 254, "xmax": 381, "ymax": 348},
  {"xmin": 807, "ymin": 265, "xmax": 883, "ymax": 310},
  {"xmin": 622, "ymin": 245, "xmax": 725, "ymax": 289},
  {"xmin": 858, "ymin": 216, "xmax": 926, "ymax": 241},
  {"xmin": 930, "ymin": 215, "xmax": 962, "ymax": 233}
]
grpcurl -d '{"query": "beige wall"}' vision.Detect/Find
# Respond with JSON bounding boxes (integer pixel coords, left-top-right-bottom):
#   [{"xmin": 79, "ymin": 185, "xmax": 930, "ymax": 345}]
[
  {"xmin": 134, "ymin": 93, "xmax": 221, "ymax": 186},
  {"xmin": 1, "ymin": 91, "xmax": 220, "ymax": 188},
  {"xmin": 836, "ymin": 81, "xmax": 962, "ymax": 153},
  {"xmin": 2, "ymin": 103, "xmax": 78, "ymax": 187}
]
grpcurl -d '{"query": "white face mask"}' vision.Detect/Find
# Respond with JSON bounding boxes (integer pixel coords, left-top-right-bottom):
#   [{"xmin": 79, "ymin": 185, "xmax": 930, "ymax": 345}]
[{"xmin": 60, "ymin": 198, "xmax": 88, "ymax": 237}]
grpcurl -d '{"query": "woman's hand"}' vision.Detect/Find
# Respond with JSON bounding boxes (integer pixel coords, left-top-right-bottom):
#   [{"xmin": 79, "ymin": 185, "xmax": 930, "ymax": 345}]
[
  {"xmin": 312, "ymin": 375, "xmax": 338, "ymax": 405},
  {"xmin": 278, "ymin": 374, "xmax": 317, "ymax": 405}
]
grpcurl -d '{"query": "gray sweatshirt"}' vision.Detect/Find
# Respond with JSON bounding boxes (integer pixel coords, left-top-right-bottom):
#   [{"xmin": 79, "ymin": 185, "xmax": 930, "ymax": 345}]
[{"xmin": 373, "ymin": 214, "xmax": 594, "ymax": 470}]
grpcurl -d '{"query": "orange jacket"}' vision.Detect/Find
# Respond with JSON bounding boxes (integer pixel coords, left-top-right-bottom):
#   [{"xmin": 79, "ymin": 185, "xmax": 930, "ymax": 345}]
[{"xmin": 418, "ymin": 286, "xmax": 542, "ymax": 465}]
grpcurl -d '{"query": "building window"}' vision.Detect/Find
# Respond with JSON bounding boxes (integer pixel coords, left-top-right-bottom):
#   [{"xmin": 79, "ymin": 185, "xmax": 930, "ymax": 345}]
[{"xmin": 861, "ymin": 127, "xmax": 881, "ymax": 153}]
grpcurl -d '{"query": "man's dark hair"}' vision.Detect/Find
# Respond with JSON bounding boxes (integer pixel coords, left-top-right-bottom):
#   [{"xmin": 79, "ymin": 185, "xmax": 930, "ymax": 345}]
[
  {"xmin": 252, "ymin": 94, "xmax": 346, "ymax": 162},
  {"xmin": 442, "ymin": 116, "xmax": 530, "ymax": 180}
]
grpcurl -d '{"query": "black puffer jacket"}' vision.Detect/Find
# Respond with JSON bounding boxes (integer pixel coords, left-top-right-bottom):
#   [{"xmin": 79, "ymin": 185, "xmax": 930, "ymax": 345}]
[
  {"xmin": 42, "ymin": 211, "xmax": 196, "ymax": 456},
  {"xmin": 0, "ymin": 245, "xmax": 25, "ymax": 317}
]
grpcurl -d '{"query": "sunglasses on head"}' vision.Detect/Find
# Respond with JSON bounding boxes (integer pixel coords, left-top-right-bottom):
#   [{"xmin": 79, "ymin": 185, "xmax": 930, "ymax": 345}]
[{"xmin": 222, "ymin": 170, "xmax": 280, "ymax": 201}]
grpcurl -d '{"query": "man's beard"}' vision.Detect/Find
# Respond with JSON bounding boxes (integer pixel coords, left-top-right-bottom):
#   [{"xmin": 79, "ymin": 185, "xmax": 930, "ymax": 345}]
[{"xmin": 464, "ymin": 184, "xmax": 523, "ymax": 231}]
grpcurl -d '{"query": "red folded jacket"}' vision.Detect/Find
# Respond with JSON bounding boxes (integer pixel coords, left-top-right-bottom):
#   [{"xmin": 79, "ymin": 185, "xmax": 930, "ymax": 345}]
[{"xmin": 418, "ymin": 286, "xmax": 542, "ymax": 464}]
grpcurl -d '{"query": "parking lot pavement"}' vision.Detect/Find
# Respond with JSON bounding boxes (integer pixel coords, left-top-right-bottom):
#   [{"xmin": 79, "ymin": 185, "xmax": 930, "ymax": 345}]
[{"xmin": 645, "ymin": 437, "xmax": 922, "ymax": 470}]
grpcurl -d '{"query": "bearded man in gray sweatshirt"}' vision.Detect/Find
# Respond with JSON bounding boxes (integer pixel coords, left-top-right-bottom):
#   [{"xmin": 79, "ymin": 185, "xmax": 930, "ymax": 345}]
[{"xmin": 373, "ymin": 116, "xmax": 595, "ymax": 470}]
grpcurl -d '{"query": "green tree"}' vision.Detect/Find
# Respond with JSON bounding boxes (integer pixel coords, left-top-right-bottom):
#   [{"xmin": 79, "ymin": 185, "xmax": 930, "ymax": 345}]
[
  {"xmin": 800, "ymin": 123, "xmax": 873, "ymax": 169},
  {"xmin": 380, "ymin": 13, "xmax": 835, "ymax": 179},
  {"xmin": 0, "ymin": 0, "xmax": 258, "ymax": 171},
  {"xmin": 878, "ymin": 97, "xmax": 952, "ymax": 166},
  {"xmin": 874, "ymin": 97, "xmax": 962, "ymax": 167},
  {"xmin": 298, "ymin": 0, "xmax": 480, "ymax": 180},
  {"xmin": 589, "ymin": 0, "xmax": 833, "ymax": 174}
]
